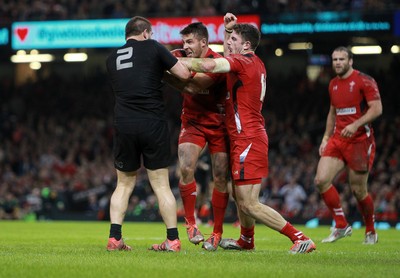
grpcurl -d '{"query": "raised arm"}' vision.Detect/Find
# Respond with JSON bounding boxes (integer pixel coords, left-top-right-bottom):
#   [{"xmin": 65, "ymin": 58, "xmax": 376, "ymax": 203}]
[{"xmin": 223, "ymin": 13, "xmax": 237, "ymax": 57}]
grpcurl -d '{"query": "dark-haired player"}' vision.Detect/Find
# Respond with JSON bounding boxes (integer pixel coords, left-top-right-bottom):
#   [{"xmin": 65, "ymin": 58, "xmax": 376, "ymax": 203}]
[{"xmin": 167, "ymin": 22, "xmax": 230, "ymax": 251}]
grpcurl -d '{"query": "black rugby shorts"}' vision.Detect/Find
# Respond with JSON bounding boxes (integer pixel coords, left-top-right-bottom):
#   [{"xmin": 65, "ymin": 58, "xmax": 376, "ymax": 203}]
[{"xmin": 113, "ymin": 120, "xmax": 172, "ymax": 171}]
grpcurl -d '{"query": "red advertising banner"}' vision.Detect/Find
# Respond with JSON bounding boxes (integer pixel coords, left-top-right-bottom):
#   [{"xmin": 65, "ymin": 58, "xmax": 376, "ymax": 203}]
[
  {"xmin": 11, "ymin": 15, "xmax": 260, "ymax": 50},
  {"xmin": 149, "ymin": 15, "xmax": 260, "ymax": 44}
]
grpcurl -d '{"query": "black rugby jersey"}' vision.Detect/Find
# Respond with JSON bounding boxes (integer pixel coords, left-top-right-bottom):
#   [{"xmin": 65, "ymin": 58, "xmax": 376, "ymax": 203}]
[{"xmin": 106, "ymin": 39, "xmax": 178, "ymax": 126}]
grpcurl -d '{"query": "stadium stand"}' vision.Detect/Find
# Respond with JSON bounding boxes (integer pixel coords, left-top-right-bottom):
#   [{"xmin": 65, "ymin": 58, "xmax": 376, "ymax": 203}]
[{"xmin": 1, "ymin": 0, "xmax": 399, "ymax": 225}]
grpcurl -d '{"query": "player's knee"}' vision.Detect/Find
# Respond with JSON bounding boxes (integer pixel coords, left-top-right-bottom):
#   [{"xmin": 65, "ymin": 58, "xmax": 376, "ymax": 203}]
[
  {"xmin": 314, "ymin": 175, "xmax": 328, "ymax": 191},
  {"xmin": 351, "ymin": 186, "xmax": 368, "ymax": 200},
  {"xmin": 180, "ymin": 164, "xmax": 195, "ymax": 179},
  {"xmin": 213, "ymin": 175, "xmax": 227, "ymax": 187}
]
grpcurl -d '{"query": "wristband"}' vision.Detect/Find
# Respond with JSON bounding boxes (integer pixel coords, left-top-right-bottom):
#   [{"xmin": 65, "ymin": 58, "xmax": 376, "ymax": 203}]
[{"xmin": 225, "ymin": 28, "xmax": 233, "ymax": 33}]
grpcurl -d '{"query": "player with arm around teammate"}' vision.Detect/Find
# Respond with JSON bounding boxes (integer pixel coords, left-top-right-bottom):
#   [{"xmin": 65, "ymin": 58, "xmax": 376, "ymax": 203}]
[
  {"xmin": 166, "ymin": 22, "xmax": 230, "ymax": 251},
  {"xmin": 314, "ymin": 46, "xmax": 382, "ymax": 244},
  {"xmin": 178, "ymin": 13, "xmax": 316, "ymax": 254},
  {"xmin": 105, "ymin": 16, "xmax": 191, "ymax": 252}
]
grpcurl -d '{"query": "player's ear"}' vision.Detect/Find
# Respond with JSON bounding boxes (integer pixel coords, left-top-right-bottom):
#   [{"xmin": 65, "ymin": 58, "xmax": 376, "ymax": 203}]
[
  {"xmin": 243, "ymin": 41, "xmax": 251, "ymax": 50},
  {"xmin": 143, "ymin": 29, "xmax": 150, "ymax": 40},
  {"xmin": 201, "ymin": 37, "xmax": 207, "ymax": 48}
]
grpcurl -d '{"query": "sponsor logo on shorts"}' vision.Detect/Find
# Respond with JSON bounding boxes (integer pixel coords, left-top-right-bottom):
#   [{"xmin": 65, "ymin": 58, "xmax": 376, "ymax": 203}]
[{"xmin": 336, "ymin": 107, "xmax": 356, "ymax": 115}]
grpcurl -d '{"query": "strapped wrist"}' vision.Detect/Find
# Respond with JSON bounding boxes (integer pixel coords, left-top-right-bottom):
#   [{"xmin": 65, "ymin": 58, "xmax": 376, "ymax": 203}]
[{"xmin": 225, "ymin": 28, "xmax": 233, "ymax": 33}]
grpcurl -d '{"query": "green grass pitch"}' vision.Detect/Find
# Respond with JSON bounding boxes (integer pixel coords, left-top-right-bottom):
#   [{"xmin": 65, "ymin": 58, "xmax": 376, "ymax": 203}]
[{"xmin": 0, "ymin": 221, "xmax": 399, "ymax": 277}]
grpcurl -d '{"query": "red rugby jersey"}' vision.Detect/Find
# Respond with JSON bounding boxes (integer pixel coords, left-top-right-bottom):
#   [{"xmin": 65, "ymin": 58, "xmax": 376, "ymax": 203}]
[
  {"xmin": 224, "ymin": 53, "xmax": 267, "ymax": 140},
  {"xmin": 180, "ymin": 48, "xmax": 226, "ymax": 127},
  {"xmin": 329, "ymin": 69, "xmax": 381, "ymax": 142}
]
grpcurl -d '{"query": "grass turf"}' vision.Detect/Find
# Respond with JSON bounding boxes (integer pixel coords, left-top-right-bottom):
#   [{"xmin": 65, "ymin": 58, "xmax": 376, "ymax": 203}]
[{"xmin": 0, "ymin": 221, "xmax": 399, "ymax": 278}]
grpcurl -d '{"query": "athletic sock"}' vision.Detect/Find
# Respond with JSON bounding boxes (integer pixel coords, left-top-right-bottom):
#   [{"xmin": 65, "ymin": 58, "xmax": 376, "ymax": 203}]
[
  {"xmin": 357, "ymin": 194, "xmax": 376, "ymax": 234},
  {"xmin": 167, "ymin": 228, "xmax": 179, "ymax": 241},
  {"xmin": 109, "ymin": 223, "xmax": 122, "ymax": 240},
  {"xmin": 179, "ymin": 180, "xmax": 197, "ymax": 225},
  {"xmin": 280, "ymin": 222, "xmax": 308, "ymax": 243},
  {"xmin": 321, "ymin": 185, "xmax": 348, "ymax": 228},
  {"xmin": 211, "ymin": 188, "xmax": 229, "ymax": 234},
  {"xmin": 237, "ymin": 225, "xmax": 254, "ymax": 248}
]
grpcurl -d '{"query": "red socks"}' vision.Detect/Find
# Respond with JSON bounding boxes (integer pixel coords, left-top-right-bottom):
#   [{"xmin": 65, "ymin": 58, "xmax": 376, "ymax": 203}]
[
  {"xmin": 211, "ymin": 188, "xmax": 229, "ymax": 234},
  {"xmin": 321, "ymin": 185, "xmax": 348, "ymax": 228},
  {"xmin": 238, "ymin": 225, "xmax": 255, "ymax": 248},
  {"xmin": 358, "ymin": 194, "xmax": 376, "ymax": 234},
  {"xmin": 179, "ymin": 180, "xmax": 197, "ymax": 225},
  {"xmin": 280, "ymin": 222, "xmax": 308, "ymax": 243},
  {"xmin": 323, "ymin": 186, "xmax": 376, "ymax": 234}
]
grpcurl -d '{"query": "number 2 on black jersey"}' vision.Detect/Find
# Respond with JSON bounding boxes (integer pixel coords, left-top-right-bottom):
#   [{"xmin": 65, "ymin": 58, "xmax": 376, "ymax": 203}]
[{"xmin": 116, "ymin": 47, "xmax": 133, "ymax": 70}]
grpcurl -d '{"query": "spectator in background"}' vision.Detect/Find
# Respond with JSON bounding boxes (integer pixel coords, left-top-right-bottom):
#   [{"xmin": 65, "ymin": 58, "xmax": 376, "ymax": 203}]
[
  {"xmin": 314, "ymin": 46, "xmax": 382, "ymax": 244},
  {"xmin": 279, "ymin": 175, "xmax": 307, "ymax": 218},
  {"xmin": 24, "ymin": 187, "xmax": 43, "ymax": 219},
  {"xmin": 0, "ymin": 192, "xmax": 20, "ymax": 219}
]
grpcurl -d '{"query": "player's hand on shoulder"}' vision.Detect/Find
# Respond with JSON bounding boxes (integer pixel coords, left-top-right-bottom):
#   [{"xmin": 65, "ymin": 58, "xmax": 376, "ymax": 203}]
[{"xmin": 171, "ymin": 49, "xmax": 187, "ymax": 57}]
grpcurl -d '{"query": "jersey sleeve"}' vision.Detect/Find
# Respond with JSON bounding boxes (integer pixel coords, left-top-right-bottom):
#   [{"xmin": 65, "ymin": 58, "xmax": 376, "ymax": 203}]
[
  {"xmin": 359, "ymin": 73, "xmax": 381, "ymax": 102},
  {"xmin": 154, "ymin": 40, "xmax": 178, "ymax": 70},
  {"xmin": 225, "ymin": 55, "xmax": 244, "ymax": 73}
]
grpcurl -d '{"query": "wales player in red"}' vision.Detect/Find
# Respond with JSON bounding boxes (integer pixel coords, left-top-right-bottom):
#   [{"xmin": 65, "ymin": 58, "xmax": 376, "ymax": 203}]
[
  {"xmin": 179, "ymin": 13, "xmax": 316, "ymax": 254},
  {"xmin": 167, "ymin": 22, "xmax": 230, "ymax": 251},
  {"xmin": 315, "ymin": 46, "xmax": 382, "ymax": 244}
]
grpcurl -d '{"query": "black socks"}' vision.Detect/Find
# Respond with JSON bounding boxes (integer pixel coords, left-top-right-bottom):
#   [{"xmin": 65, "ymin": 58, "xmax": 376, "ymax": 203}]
[
  {"xmin": 109, "ymin": 223, "xmax": 122, "ymax": 240},
  {"xmin": 167, "ymin": 228, "xmax": 179, "ymax": 241},
  {"xmin": 110, "ymin": 224, "xmax": 179, "ymax": 241}
]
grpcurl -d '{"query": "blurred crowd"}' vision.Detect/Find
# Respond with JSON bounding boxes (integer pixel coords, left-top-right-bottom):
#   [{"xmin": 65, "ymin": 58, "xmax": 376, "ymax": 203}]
[
  {"xmin": 1, "ymin": 53, "xmax": 399, "ymax": 224},
  {"xmin": 1, "ymin": 0, "xmax": 400, "ymax": 224},
  {"xmin": 0, "ymin": 0, "xmax": 399, "ymax": 22}
]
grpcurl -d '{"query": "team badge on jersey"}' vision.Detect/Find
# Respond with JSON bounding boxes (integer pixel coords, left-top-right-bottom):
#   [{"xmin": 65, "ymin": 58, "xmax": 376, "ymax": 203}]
[
  {"xmin": 179, "ymin": 128, "xmax": 186, "ymax": 137},
  {"xmin": 349, "ymin": 81, "xmax": 355, "ymax": 92}
]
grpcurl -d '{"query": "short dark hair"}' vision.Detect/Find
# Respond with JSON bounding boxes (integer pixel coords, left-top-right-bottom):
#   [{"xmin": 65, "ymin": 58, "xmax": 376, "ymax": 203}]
[
  {"xmin": 180, "ymin": 22, "xmax": 209, "ymax": 43},
  {"xmin": 333, "ymin": 46, "xmax": 353, "ymax": 60},
  {"xmin": 125, "ymin": 16, "xmax": 152, "ymax": 39},
  {"xmin": 232, "ymin": 23, "xmax": 261, "ymax": 51}
]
